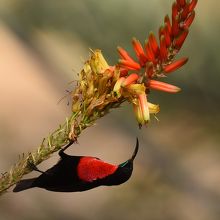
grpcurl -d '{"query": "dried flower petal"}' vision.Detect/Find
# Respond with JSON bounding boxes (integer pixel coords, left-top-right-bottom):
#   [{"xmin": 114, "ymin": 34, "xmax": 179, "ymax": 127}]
[
  {"xmin": 90, "ymin": 50, "xmax": 109, "ymax": 73},
  {"xmin": 126, "ymin": 83, "xmax": 146, "ymax": 95},
  {"xmin": 133, "ymin": 101, "xmax": 145, "ymax": 125},
  {"xmin": 113, "ymin": 77, "xmax": 125, "ymax": 97},
  {"xmin": 148, "ymin": 102, "xmax": 160, "ymax": 114}
]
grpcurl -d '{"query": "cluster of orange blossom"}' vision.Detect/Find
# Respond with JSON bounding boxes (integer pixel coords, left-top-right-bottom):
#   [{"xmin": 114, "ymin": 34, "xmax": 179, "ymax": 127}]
[{"xmin": 110, "ymin": 0, "xmax": 197, "ymax": 126}]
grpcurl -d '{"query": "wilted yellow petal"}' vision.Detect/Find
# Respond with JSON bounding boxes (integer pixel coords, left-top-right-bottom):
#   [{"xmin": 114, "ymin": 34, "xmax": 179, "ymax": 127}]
[
  {"xmin": 90, "ymin": 50, "xmax": 109, "ymax": 73},
  {"xmin": 148, "ymin": 102, "xmax": 160, "ymax": 114},
  {"xmin": 126, "ymin": 83, "xmax": 146, "ymax": 95},
  {"xmin": 113, "ymin": 77, "xmax": 125, "ymax": 98},
  {"xmin": 133, "ymin": 102, "xmax": 145, "ymax": 125}
]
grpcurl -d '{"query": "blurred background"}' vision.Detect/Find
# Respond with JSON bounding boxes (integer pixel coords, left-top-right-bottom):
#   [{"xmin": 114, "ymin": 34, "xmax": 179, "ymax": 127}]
[{"xmin": 0, "ymin": 0, "xmax": 220, "ymax": 219}]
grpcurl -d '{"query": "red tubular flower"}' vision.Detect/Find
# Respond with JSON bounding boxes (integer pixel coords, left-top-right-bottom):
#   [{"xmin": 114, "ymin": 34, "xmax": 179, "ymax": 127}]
[
  {"xmin": 146, "ymin": 62, "xmax": 154, "ymax": 78},
  {"xmin": 159, "ymin": 26, "xmax": 164, "ymax": 40},
  {"xmin": 181, "ymin": 4, "xmax": 190, "ymax": 20},
  {"xmin": 122, "ymin": 73, "xmax": 139, "ymax": 87},
  {"xmin": 174, "ymin": 28, "xmax": 189, "ymax": 49},
  {"xmin": 164, "ymin": 15, "xmax": 172, "ymax": 36},
  {"xmin": 119, "ymin": 59, "xmax": 141, "ymax": 70},
  {"xmin": 164, "ymin": 24, "xmax": 171, "ymax": 47},
  {"xmin": 119, "ymin": 67, "xmax": 129, "ymax": 77},
  {"xmin": 177, "ymin": 0, "xmax": 186, "ymax": 7},
  {"xmin": 160, "ymin": 36, "xmax": 168, "ymax": 61},
  {"xmin": 189, "ymin": 0, "xmax": 198, "ymax": 13},
  {"xmin": 145, "ymin": 40, "xmax": 156, "ymax": 63},
  {"xmin": 183, "ymin": 11, "xmax": 195, "ymax": 28},
  {"xmin": 172, "ymin": 2, "xmax": 178, "ymax": 20},
  {"xmin": 149, "ymin": 80, "xmax": 181, "ymax": 93},
  {"xmin": 163, "ymin": 57, "xmax": 188, "ymax": 73},
  {"xmin": 132, "ymin": 38, "xmax": 147, "ymax": 66},
  {"xmin": 149, "ymin": 32, "xmax": 159, "ymax": 56},
  {"xmin": 117, "ymin": 47, "xmax": 135, "ymax": 63},
  {"xmin": 172, "ymin": 16, "xmax": 180, "ymax": 37}
]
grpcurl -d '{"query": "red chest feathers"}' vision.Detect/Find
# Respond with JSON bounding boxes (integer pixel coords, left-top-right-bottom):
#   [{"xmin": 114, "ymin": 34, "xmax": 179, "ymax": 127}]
[{"xmin": 77, "ymin": 157, "xmax": 118, "ymax": 182}]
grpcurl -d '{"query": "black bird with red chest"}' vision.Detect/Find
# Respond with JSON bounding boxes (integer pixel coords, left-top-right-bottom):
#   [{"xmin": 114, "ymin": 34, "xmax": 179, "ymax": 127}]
[{"xmin": 13, "ymin": 138, "xmax": 139, "ymax": 192}]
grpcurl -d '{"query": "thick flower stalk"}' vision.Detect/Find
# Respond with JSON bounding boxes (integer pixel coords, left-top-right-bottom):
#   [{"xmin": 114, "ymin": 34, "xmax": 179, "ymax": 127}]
[{"xmin": 0, "ymin": 0, "xmax": 198, "ymax": 195}]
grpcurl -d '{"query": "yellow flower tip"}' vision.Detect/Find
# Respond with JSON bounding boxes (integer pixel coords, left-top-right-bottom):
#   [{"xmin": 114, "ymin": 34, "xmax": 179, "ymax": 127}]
[
  {"xmin": 113, "ymin": 77, "xmax": 125, "ymax": 98},
  {"xmin": 132, "ymin": 93, "xmax": 150, "ymax": 126},
  {"xmin": 148, "ymin": 102, "xmax": 160, "ymax": 114},
  {"xmin": 90, "ymin": 50, "xmax": 109, "ymax": 73},
  {"xmin": 133, "ymin": 102, "xmax": 145, "ymax": 125},
  {"xmin": 126, "ymin": 83, "xmax": 146, "ymax": 96},
  {"xmin": 95, "ymin": 50, "xmax": 109, "ymax": 68},
  {"xmin": 177, "ymin": 87, "xmax": 182, "ymax": 92}
]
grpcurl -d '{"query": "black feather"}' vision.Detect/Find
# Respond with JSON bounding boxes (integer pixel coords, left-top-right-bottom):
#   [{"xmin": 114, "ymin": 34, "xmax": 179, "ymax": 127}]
[{"xmin": 13, "ymin": 178, "xmax": 36, "ymax": 192}]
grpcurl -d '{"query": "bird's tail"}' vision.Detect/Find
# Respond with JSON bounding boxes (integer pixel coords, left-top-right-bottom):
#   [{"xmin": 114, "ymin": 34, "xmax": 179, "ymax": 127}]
[{"xmin": 13, "ymin": 178, "xmax": 36, "ymax": 192}]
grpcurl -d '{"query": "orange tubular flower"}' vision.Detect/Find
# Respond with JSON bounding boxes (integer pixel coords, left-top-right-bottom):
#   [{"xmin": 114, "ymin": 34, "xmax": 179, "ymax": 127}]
[
  {"xmin": 122, "ymin": 73, "xmax": 139, "ymax": 87},
  {"xmin": 117, "ymin": 47, "xmax": 135, "ymax": 63},
  {"xmin": 115, "ymin": 0, "xmax": 198, "ymax": 126},
  {"xmin": 148, "ymin": 80, "xmax": 181, "ymax": 93},
  {"xmin": 164, "ymin": 57, "xmax": 188, "ymax": 73},
  {"xmin": 183, "ymin": 11, "xmax": 195, "ymax": 28},
  {"xmin": 132, "ymin": 38, "xmax": 147, "ymax": 66},
  {"xmin": 119, "ymin": 59, "xmax": 141, "ymax": 71}
]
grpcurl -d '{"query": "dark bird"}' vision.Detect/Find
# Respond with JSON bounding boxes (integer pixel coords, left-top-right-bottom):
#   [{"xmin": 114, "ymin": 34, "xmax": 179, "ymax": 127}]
[{"xmin": 13, "ymin": 138, "xmax": 139, "ymax": 192}]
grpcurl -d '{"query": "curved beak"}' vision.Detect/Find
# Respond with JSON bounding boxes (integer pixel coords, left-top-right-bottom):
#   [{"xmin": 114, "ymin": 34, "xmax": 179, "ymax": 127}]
[
  {"xmin": 130, "ymin": 137, "xmax": 139, "ymax": 162},
  {"xmin": 119, "ymin": 138, "xmax": 139, "ymax": 167}
]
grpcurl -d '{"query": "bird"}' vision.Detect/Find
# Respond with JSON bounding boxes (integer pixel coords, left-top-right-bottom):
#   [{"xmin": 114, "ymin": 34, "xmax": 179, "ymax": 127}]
[{"xmin": 13, "ymin": 138, "xmax": 139, "ymax": 192}]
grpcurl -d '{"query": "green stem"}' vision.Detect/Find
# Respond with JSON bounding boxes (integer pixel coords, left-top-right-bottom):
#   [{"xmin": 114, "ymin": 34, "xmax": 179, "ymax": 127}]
[{"xmin": 0, "ymin": 112, "xmax": 78, "ymax": 195}]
